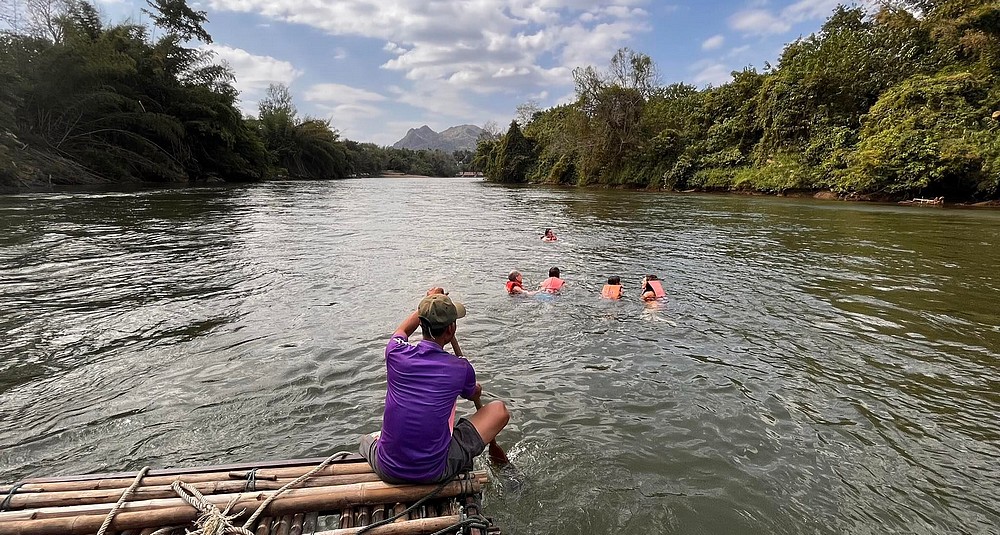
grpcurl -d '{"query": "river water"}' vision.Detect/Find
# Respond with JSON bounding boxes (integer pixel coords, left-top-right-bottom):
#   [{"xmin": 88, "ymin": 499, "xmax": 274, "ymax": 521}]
[{"xmin": 1, "ymin": 178, "xmax": 998, "ymax": 534}]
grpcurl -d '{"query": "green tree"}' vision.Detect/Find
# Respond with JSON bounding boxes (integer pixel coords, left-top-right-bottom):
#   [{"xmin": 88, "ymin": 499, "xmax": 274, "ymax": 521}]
[
  {"xmin": 484, "ymin": 121, "xmax": 534, "ymax": 183},
  {"xmin": 572, "ymin": 48, "xmax": 658, "ymax": 183},
  {"xmin": 141, "ymin": 0, "xmax": 211, "ymax": 43},
  {"xmin": 253, "ymin": 84, "xmax": 349, "ymax": 179},
  {"xmin": 842, "ymin": 72, "xmax": 990, "ymax": 197}
]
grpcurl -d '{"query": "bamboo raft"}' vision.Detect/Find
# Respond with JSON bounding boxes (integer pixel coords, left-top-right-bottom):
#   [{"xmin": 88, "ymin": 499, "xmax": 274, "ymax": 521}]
[{"xmin": 0, "ymin": 454, "xmax": 498, "ymax": 535}]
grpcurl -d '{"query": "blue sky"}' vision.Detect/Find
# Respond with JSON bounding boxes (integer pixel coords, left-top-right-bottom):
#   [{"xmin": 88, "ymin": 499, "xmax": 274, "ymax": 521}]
[{"xmin": 95, "ymin": 0, "xmax": 855, "ymax": 145}]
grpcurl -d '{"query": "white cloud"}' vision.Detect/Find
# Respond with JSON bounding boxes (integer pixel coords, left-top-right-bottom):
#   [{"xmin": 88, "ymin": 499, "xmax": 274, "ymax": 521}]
[
  {"xmin": 691, "ymin": 62, "xmax": 732, "ymax": 86},
  {"xmin": 783, "ymin": 0, "xmax": 843, "ymax": 22},
  {"xmin": 203, "ymin": 44, "xmax": 302, "ymax": 93},
  {"xmin": 727, "ymin": 45, "xmax": 751, "ymax": 58},
  {"xmin": 201, "ymin": 44, "xmax": 302, "ymax": 115},
  {"xmin": 728, "ymin": 0, "xmax": 863, "ymax": 36},
  {"xmin": 303, "ymin": 83, "xmax": 387, "ymax": 104},
  {"xmin": 728, "ymin": 9, "xmax": 790, "ymax": 35},
  {"xmin": 311, "ymin": 102, "xmax": 386, "ymax": 139},
  {"xmin": 206, "ymin": 0, "xmax": 653, "ymax": 116},
  {"xmin": 701, "ymin": 34, "xmax": 725, "ymax": 51}
]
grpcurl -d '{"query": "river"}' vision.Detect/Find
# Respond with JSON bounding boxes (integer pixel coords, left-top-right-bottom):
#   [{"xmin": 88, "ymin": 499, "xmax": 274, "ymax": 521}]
[{"xmin": 1, "ymin": 178, "xmax": 998, "ymax": 534}]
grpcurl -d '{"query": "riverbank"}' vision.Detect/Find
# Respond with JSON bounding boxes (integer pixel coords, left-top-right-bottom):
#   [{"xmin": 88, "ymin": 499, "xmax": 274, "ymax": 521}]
[
  {"xmin": 381, "ymin": 171, "xmax": 432, "ymax": 178},
  {"xmin": 0, "ymin": 134, "xmax": 116, "ymax": 192},
  {"xmin": 4, "ymin": 141, "xmax": 996, "ymax": 208}
]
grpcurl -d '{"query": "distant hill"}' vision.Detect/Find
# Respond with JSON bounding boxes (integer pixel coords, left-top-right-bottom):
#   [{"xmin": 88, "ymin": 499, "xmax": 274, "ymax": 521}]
[{"xmin": 392, "ymin": 124, "xmax": 483, "ymax": 152}]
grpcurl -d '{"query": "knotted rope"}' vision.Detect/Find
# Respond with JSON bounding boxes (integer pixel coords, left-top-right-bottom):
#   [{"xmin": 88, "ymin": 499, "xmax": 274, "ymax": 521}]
[
  {"xmin": 170, "ymin": 480, "xmax": 252, "ymax": 535},
  {"xmin": 170, "ymin": 451, "xmax": 352, "ymax": 535}
]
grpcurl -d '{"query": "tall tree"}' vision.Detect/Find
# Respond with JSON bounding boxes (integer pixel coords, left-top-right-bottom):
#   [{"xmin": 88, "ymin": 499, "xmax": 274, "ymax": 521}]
[
  {"xmin": 141, "ymin": 0, "xmax": 211, "ymax": 43},
  {"xmin": 484, "ymin": 121, "xmax": 534, "ymax": 183}
]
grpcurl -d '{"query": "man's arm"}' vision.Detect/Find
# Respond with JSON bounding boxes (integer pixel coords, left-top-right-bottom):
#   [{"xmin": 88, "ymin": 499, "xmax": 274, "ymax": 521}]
[
  {"xmin": 466, "ymin": 382, "xmax": 483, "ymax": 403},
  {"xmin": 393, "ymin": 310, "xmax": 421, "ymax": 338}
]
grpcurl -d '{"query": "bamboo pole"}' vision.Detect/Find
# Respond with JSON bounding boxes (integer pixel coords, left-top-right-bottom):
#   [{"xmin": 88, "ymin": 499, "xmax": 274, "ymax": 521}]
[
  {"xmin": 0, "ymin": 474, "xmax": 486, "ymax": 522},
  {"xmin": 273, "ymin": 515, "xmax": 291, "ymax": 535},
  {"xmin": 1, "ymin": 463, "xmax": 374, "ymax": 495},
  {"xmin": 302, "ymin": 512, "xmax": 318, "ymax": 533},
  {"xmin": 314, "ymin": 515, "xmax": 461, "ymax": 535},
  {"xmin": 392, "ymin": 503, "xmax": 406, "ymax": 522},
  {"xmin": 0, "ymin": 458, "xmax": 367, "ymax": 491},
  {"xmin": 0, "ymin": 479, "xmax": 482, "ymax": 535},
  {"xmin": 289, "ymin": 513, "xmax": 304, "ymax": 535},
  {"xmin": 356, "ymin": 506, "xmax": 370, "ymax": 527},
  {"xmin": 4, "ymin": 473, "xmax": 383, "ymax": 510}
]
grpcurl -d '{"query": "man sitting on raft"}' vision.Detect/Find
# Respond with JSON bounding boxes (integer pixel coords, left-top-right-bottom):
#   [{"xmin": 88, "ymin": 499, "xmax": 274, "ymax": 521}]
[{"xmin": 360, "ymin": 287, "xmax": 510, "ymax": 483}]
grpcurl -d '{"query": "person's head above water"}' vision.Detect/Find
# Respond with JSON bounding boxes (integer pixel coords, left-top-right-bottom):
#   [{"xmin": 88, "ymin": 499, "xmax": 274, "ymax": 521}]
[
  {"xmin": 549, "ymin": 266, "xmax": 560, "ymax": 278},
  {"xmin": 508, "ymin": 270, "xmax": 522, "ymax": 282},
  {"xmin": 608, "ymin": 275, "xmax": 621, "ymax": 285}
]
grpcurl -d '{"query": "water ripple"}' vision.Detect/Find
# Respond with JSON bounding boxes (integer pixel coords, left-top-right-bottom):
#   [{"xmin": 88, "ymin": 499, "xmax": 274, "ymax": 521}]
[{"xmin": 0, "ymin": 181, "xmax": 998, "ymax": 534}]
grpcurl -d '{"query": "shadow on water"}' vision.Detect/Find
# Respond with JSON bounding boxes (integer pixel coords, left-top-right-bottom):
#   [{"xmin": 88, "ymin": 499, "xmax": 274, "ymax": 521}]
[{"xmin": 1, "ymin": 179, "xmax": 998, "ymax": 534}]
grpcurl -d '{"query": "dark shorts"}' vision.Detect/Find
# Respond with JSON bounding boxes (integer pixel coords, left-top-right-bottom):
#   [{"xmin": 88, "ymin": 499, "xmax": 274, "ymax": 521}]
[{"xmin": 359, "ymin": 418, "xmax": 486, "ymax": 484}]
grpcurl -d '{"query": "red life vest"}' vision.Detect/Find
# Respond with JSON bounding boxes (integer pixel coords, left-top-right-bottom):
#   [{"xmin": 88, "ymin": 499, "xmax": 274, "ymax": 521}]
[
  {"xmin": 601, "ymin": 284, "xmax": 622, "ymax": 299},
  {"xmin": 539, "ymin": 277, "xmax": 564, "ymax": 293},
  {"xmin": 506, "ymin": 280, "xmax": 523, "ymax": 294}
]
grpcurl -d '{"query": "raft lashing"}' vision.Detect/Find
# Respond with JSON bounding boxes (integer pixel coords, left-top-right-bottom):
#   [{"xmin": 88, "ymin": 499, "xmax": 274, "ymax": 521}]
[{"xmin": 0, "ymin": 453, "xmax": 498, "ymax": 535}]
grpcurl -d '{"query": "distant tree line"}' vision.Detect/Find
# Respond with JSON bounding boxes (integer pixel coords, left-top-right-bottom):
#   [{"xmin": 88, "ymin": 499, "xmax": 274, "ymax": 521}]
[
  {"xmin": 476, "ymin": 0, "xmax": 1000, "ymax": 200},
  {"xmin": 0, "ymin": 0, "xmax": 468, "ymax": 188}
]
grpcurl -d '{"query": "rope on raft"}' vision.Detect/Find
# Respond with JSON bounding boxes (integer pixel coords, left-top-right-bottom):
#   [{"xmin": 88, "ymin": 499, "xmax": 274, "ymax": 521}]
[
  {"xmin": 94, "ymin": 451, "xmax": 354, "ymax": 535},
  {"xmin": 81, "ymin": 450, "xmax": 493, "ymax": 535},
  {"xmin": 0, "ymin": 482, "xmax": 25, "ymax": 512},
  {"xmin": 356, "ymin": 471, "xmax": 489, "ymax": 535},
  {"xmin": 96, "ymin": 466, "xmax": 150, "ymax": 535}
]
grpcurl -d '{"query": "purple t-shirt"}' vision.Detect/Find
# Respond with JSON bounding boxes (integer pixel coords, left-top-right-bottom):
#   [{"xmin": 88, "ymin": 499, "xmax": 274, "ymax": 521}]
[{"xmin": 376, "ymin": 333, "xmax": 477, "ymax": 482}]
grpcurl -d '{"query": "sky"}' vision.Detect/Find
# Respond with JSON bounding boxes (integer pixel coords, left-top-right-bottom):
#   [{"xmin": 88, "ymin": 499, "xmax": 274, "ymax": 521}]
[{"xmin": 94, "ymin": 0, "xmax": 852, "ymax": 146}]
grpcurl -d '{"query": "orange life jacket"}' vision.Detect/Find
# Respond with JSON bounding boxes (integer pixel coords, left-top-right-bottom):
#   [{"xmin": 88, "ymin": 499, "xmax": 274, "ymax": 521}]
[
  {"xmin": 644, "ymin": 279, "xmax": 666, "ymax": 299},
  {"xmin": 601, "ymin": 284, "xmax": 622, "ymax": 299},
  {"xmin": 506, "ymin": 280, "xmax": 523, "ymax": 294},
  {"xmin": 539, "ymin": 277, "xmax": 564, "ymax": 293}
]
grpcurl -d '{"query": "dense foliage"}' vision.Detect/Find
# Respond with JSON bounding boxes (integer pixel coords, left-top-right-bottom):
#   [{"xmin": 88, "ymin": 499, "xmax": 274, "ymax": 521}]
[
  {"xmin": 0, "ymin": 0, "xmax": 466, "ymax": 187},
  {"xmin": 476, "ymin": 1, "xmax": 1000, "ymax": 200}
]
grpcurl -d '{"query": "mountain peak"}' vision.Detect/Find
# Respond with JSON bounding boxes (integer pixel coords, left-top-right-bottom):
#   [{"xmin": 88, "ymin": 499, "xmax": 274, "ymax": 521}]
[{"xmin": 392, "ymin": 124, "xmax": 483, "ymax": 152}]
